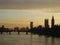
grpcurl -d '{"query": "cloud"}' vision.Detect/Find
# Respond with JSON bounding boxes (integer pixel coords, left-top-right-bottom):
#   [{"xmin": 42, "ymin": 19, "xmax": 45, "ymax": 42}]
[
  {"xmin": 41, "ymin": 8, "xmax": 60, "ymax": 13},
  {"xmin": 0, "ymin": 0, "xmax": 60, "ymax": 9}
]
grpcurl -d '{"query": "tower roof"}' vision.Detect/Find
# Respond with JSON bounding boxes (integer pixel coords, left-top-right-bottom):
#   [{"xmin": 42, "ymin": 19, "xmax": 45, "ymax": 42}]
[{"xmin": 52, "ymin": 16, "xmax": 54, "ymax": 19}]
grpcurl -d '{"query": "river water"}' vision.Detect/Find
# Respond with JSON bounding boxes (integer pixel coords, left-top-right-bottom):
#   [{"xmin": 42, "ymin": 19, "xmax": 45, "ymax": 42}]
[{"xmin": 0, "ymin": 32, "xmax": 60, "ymax": 45}]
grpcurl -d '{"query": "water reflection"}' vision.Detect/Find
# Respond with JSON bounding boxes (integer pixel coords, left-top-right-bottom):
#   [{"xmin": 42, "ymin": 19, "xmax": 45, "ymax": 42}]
[
  {"xmin": 51, "ymin": 37, "xmax": 54, "ymax": 45},
  {"xmin": 0, "ymin": 32, "xmax": 60, "ymax": 45},
  {"xmin": 44, "ymin": 36, "xmax": 55, "ymax": 45},
  {"xmin": 30, "ymin": 33, "xmax": 32, "ymax": 45},
  {"xmin": 45, "ymin": 37, "xmax": 48, "ymax": 45}
]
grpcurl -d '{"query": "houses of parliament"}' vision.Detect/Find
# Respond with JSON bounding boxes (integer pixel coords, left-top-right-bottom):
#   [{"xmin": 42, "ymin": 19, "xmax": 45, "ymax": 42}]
[{"xmin": 0, "ymin": 16, "xmax": 60, "ymax": 37}]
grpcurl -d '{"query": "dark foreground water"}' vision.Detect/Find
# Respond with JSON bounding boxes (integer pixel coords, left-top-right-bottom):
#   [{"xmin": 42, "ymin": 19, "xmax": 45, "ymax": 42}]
[{"xmin": 0, "ymin": 32, "xmax": 60, "ymax": 45}]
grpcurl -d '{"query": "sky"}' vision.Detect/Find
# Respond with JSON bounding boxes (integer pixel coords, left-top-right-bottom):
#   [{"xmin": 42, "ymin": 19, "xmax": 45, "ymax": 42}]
[
  {"xmin": 0, "ymin": 0, "xmax": 60, "ymax": 28},
  {"xmin": 0, "ymin": 0, "xmax": 60, "ymax": 9}
]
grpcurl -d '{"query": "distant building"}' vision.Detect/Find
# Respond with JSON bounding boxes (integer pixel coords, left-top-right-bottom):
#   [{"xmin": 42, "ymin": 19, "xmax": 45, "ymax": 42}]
[
  {"xmin": 51, "ymin": 16, "xmax": 55, "ymax": 28},
  {"xmin": 1, "ymin": 25, "xmax": 4, "ymax": 28},
  {"xmin": 30, "ymin": 22, "xmax": 33, "ymax": 29},
  {"xmin": 44, "ymin": 19, "xmax": 49, "ymax": 28}
]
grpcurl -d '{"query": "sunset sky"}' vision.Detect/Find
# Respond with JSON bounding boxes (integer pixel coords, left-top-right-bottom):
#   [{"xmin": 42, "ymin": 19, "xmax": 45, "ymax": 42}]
[{"xmin": 0, "ymin": 0, "xmax": 60, "ymax": 28}]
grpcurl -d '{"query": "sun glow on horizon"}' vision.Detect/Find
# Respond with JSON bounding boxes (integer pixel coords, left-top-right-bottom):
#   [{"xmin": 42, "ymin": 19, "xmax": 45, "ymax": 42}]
[{"xmin": 0, "ymin": 9, "xmax": 60, "ymax": 28}]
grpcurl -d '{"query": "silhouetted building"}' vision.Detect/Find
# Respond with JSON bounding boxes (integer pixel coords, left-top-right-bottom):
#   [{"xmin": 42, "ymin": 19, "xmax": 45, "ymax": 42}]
[
  {"xmin": 30, "ymin": 22, "xmax": 33, "ymax": 32},
  {"xmin": 44, "ymin": 19, "xmax": 49, "ymax": 28},
  {"xmin": 14, "ymin": 27, "xmax": 19, "ymax": 32},
  {"xmin": 30, "ymin": 22, "xmax": 33, "ymax": 29},
  {"xmin": 0, "ymin": 25, "xmax": 5, "ymax": 34},
  {"xmin": 51, "ymin": 16, "xmax": 55, "ymax": 28}
]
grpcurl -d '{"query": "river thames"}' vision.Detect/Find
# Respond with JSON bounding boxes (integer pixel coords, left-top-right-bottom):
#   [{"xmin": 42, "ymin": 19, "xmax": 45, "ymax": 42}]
[{"xmin": 0, "ymin": 32, "xmax": 60, "ymax": 45}]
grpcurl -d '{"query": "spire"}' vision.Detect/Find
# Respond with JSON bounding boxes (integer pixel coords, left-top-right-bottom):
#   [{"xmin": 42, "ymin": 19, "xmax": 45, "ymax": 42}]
[
  {"xmin": 51, "ymin": 16, "xmax": 55, "ymax": 28},
  {"xmin": 52, "ymin": 16, "xmax": 54, "ymax": 20}
]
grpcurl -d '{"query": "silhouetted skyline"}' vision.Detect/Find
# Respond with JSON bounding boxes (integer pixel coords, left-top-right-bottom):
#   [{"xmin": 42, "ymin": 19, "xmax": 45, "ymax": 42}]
[
  {"xmin": 0, "ymin": 16, "xmax": 60, "ymax": 37},
  {"xmin": 0, "ymin": 9, "xmax": 60, "ymax": 28}
]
